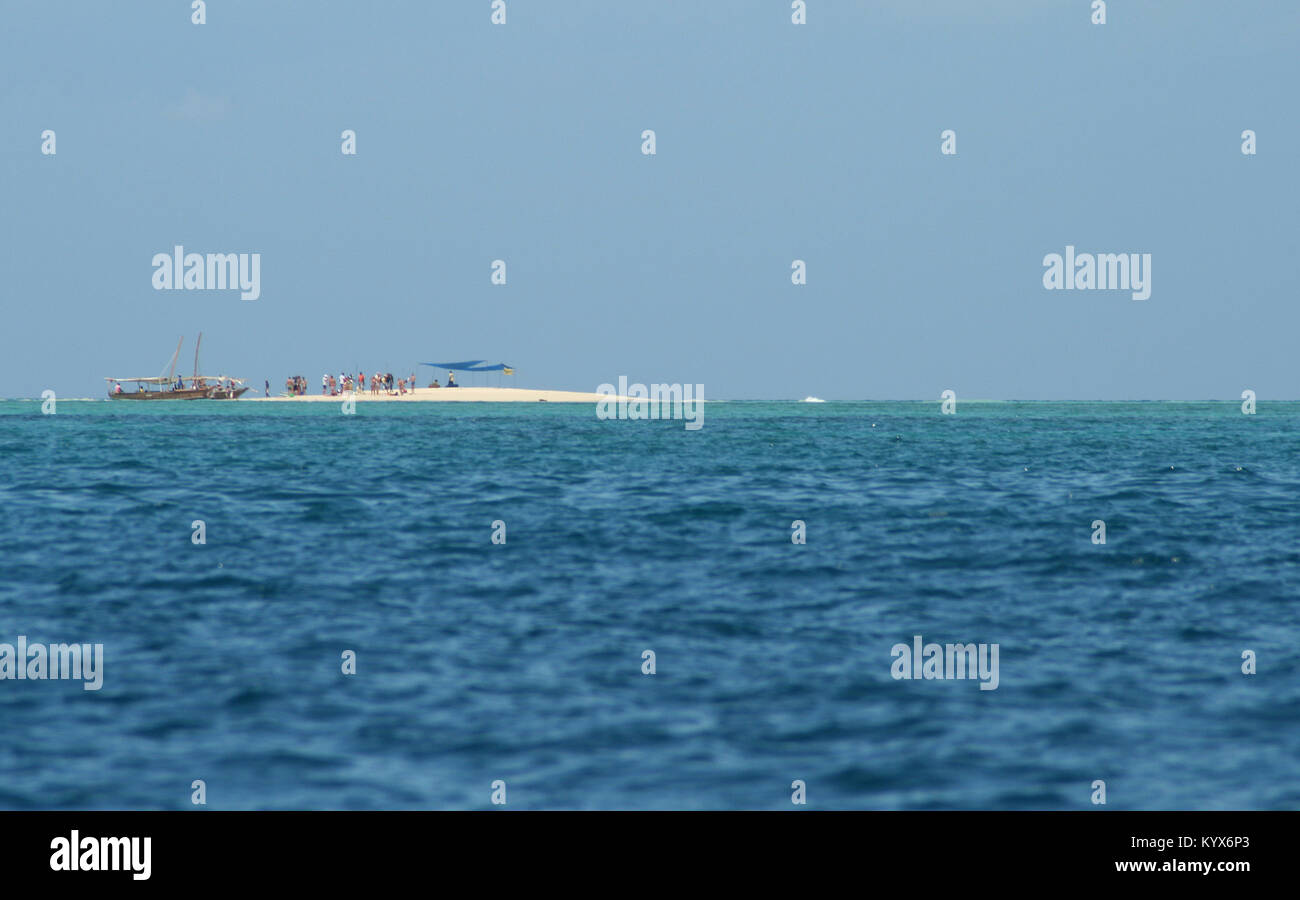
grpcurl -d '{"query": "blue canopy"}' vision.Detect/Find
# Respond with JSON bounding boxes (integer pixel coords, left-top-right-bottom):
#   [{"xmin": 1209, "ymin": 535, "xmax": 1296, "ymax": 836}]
[
  {"xmin": 422, "ymin": 361, "xmax": 514, "ymax": 372},
  {"xmin": 423, "ymin": 360, "xmax": 485, "ymax": 370}
]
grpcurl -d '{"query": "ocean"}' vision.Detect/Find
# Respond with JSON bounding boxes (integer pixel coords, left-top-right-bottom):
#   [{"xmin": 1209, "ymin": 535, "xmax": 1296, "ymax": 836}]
[{"xmin": 0, "ymin": 400, "xmax": 1296, "ymax": 809}]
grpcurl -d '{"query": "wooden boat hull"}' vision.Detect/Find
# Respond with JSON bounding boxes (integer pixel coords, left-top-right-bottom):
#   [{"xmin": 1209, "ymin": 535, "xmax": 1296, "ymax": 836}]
[{"xmin": 108, "ymin": 386, "xmax": 249, "ymax": 400}]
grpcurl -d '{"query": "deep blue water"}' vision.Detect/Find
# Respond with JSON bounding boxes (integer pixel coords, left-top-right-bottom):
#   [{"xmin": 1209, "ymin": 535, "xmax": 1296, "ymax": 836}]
[{"xmin": 0, "ymin": 400, "xmax": 1296, "ymax": 809}]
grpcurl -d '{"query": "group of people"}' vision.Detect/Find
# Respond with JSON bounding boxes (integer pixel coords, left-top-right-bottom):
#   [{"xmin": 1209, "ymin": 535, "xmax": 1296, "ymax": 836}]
[
  {"xmin": 163, "ymin": 376, "xmax": 235, "ymax": 392},
  {"xmin": 281, "ymin": 370, "xmax": 459, "ymax": 397},
  {"xmin": 357, "ymin": 372, "xmax": 413, "ymax": 395}
]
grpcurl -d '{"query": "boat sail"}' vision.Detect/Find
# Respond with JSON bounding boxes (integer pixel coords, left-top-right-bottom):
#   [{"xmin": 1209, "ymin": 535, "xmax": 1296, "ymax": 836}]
[{"xmin": 106, "ymin": 334, "xmax": 249, "ymax": 400}]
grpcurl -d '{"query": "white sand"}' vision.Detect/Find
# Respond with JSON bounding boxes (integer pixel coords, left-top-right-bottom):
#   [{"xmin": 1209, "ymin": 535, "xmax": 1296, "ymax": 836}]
[{"xmin": 253, "ymin": 387, "xmax": 611, "ymax": 403}]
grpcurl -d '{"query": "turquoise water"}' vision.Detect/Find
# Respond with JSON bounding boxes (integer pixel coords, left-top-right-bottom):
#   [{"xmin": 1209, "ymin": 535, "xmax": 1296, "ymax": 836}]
[{"xmin": 0, "ymin": 400, "xmax": 1296, "ymax": 809}]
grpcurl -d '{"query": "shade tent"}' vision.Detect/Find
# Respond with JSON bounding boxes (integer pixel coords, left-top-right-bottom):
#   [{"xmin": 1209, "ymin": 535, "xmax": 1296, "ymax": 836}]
[
  {"xmin": 420, "ymin": 361, "xmax": 517, "ymax": 386},
  {"xmin": 422, "ymin": 360, "xmax": 488, "ymax": 371},
  {"xmin": 421, "ymin": 361, "xmax": 514, "ymax": 373}
]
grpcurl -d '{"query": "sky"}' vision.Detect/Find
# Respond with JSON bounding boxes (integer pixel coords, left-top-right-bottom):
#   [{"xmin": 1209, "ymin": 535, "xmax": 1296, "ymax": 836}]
[{"xmin": 1, "ymin": 0, "xmax": 1297, "ymax": 400}]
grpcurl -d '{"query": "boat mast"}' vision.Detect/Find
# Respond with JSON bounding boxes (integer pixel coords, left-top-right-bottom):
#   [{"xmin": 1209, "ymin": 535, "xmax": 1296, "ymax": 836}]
[{"xmin": 193, "ymin": 332, "xmax": 203, "ymax": 384}]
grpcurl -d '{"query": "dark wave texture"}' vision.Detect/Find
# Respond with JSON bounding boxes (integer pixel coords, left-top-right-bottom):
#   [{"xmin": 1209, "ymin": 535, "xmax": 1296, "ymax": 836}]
[{"xmin": 0, "ymin": 400, "xmax": 1296, "ymax": 809}]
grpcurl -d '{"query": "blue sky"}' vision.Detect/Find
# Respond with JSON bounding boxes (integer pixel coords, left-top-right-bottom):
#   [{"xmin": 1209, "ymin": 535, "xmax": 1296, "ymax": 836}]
[{"xmin": 2, "ymin": 0, "xmax": 1297, "ymax": 399}]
